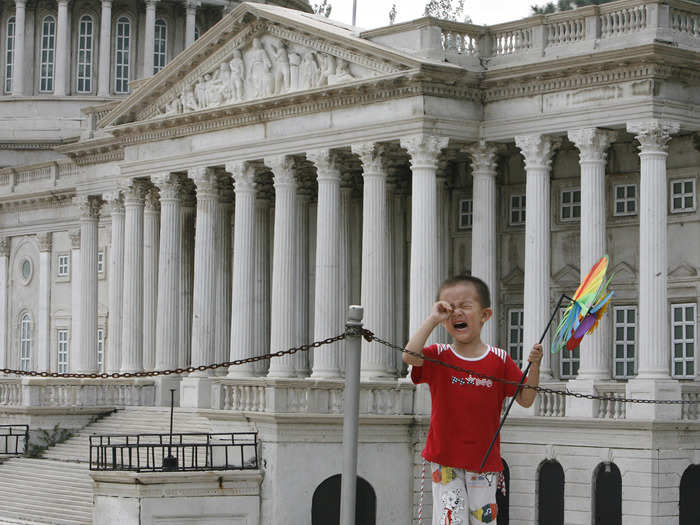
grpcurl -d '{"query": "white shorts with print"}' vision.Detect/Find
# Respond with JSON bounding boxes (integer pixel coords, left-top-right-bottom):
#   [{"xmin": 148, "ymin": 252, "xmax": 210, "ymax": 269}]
[{"xmin": 430, "ymin": 463, "xmax": 499, "ymax": 525}]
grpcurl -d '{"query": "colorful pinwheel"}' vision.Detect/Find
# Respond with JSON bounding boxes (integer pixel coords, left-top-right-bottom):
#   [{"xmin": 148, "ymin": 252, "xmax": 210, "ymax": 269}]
[{"xmin": 551, "ymin": 255, "xmax": 615, "ymax": 354}]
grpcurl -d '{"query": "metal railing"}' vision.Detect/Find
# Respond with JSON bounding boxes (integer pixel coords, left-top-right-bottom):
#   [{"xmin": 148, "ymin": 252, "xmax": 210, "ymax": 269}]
[
  {"xmin": 89, "ymin": 432, "xmax": 258, "ymax": 472},
  {"xmin": 0, "ymin": 425, "xmax": 29, "ymax": 456}
]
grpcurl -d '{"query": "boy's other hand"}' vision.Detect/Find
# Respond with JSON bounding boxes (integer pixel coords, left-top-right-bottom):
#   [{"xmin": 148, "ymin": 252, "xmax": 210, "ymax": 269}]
[
  {"xmin": 430, "ymin": 301, "xmax": 453, "ymax": 324},
  {"xmin": 528, "ymin": 344, "xmax": 543, "ymax": 367}
]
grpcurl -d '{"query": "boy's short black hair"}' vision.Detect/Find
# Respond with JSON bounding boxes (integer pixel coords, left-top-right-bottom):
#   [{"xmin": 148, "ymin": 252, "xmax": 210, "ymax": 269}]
[{"xmin": 437, "ymin": 275, "xmax": 491, "ymax": 308}]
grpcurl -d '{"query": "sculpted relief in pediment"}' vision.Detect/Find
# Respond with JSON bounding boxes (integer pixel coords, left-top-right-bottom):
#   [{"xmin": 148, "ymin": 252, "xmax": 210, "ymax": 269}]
[{"xmin": 156, "ymin": 32, "xmax": 377, "ymax": 119}]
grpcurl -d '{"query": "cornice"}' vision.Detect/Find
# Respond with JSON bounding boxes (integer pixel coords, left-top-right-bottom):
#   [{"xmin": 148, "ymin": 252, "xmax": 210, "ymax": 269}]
[
  {"xmin": 0, "ymin": 191, "xmax": 75, "ymax": 211},
  {"xmin": 56, "ymin": 136, "xmax": 124, "ymax": 165}
]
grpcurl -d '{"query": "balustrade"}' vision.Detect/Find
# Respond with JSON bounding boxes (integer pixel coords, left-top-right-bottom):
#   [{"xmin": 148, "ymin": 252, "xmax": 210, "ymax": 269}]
[
  {"xmin": 535, "ymin": 382, "xmax": 567, "ymax": 417},
  {"xmin": 595, "ymin": 383, "xmax": 627, "ymax": 419},
  {"xmin": 681, "ymin": 384, "xmax": 700, "ymax": 420},
  {"xmin": 599, "ymin": 4, "xmax": 647, "ymax": 38}
]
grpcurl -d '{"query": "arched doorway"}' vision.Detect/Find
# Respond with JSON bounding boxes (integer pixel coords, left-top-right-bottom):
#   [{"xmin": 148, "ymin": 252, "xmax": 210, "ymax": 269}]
[
  {"xmin": 593, "ymin": 462, "xmax": 621, "ymax": 525},
  {"xmin": 311, "ymin": 474, "xmax": 376, "ymax": 525},
  {"xmin": 680, "ymin": 464, "xmax": 700, "ymax": 525},
  {"xmin": 496, "ymin": 458, "xmax": 510, "ymax": 525},
  {"xmin": 538, "ymin": 459, "xmax": 564, "ymax": 524}
]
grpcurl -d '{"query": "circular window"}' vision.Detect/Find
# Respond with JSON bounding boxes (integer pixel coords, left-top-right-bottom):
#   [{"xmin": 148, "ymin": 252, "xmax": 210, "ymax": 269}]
[{"xmin": 19, "ymin": 257, "xmax": 33, "ymax": 285}]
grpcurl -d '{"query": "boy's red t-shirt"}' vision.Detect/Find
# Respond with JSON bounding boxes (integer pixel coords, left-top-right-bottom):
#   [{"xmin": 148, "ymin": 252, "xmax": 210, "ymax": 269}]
[{"xmin": 411, "ymin": 343, "xmax": 524, "ymax": 473}]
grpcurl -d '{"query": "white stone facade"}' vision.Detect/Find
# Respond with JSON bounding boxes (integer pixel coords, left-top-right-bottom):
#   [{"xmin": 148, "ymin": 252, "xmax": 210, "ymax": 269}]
[{"xmin": 0, "ymin": 1, "xmax": 699, "ymax": 524}]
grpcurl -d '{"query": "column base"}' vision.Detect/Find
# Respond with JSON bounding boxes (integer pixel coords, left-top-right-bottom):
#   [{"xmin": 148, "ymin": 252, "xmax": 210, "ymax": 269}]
[
  {"xmin": 625, "ymin": 378, "xmax": 682, "ymax": 420},
  {"xmin": 565, "ymin": 378, "xmax": 599, "ymax": 418},
  {"xmin": 155, "ymin": 376, "xmax": 182, "ymax": 407},
  {"xmin": 180, "ymin": 375, "xmax": 212, "ymax": 408},
  {"xmin": 226, "ymin": 365, "xmax": 256, "ymax": 379}
]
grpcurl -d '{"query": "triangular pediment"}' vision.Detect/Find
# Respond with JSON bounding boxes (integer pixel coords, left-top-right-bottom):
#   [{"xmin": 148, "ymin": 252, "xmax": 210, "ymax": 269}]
[
  {"xmin": 553, "ymin": 264, "xmax": 580, "ymax": 285},
  {"xmin": 501, "ymin": 266, "xmax": 524, "ymax": 287},
  {"xmin": 610, "ymin": 261, "xmax": 636, "ymax": 283},
  {"xmin": 98, "ymin": 2, "xmax": 436, "ymax": 128},
  {"xmin": 669, "ymin": 262, "xmax": 698, "ymax": 278}
]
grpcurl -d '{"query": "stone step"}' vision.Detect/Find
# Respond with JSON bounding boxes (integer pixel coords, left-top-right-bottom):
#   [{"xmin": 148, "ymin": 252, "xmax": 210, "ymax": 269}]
[
  {"xmin": 0, "ymin": 471, "xmax": 91, "ymax": 491},
  {"xmin": 0, "ymin": 501, "xmax": 91, "ymax": 524}
]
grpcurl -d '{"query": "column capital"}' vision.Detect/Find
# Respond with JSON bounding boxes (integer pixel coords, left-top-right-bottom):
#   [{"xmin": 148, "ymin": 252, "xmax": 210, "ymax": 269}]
[
  {"xmin": 464, "ymin": 140, "xmax": 498, "ymax": 175},
  {"xmin": 145, "ymin": 0, "xmax": 160, "ymax": 7},
  {"xmin": 14, "ymin": 0, "xmax": 27, "ymax": 7},
  {"xmin": 351, "ymin": 142, "xmax": 386, "ymax": 176},
  {"xmin": 218, "ymin": 176, "xmax": 234, "ymax": 204},
  {"xmin": 515, "ymin": 134, "xmax": 561, "ymax": 171},
  {"xmin": 307, "ymin": 149, "xmax": 342, "ymax": 182},
  {"xmin": 69, "ymin": 228, "xmax": 81, "ymax": 249},
  {"xmin": 75, "ymin": 195, "xmax": 102, "ymax": 220},
  {"xmin": 226, "ymin": 161, "xmax": 257, "ymax": 193},
  {"xmin": 57, "ymin": 0, "xmax": 71, "ymax": 6},
  {"xmin": 100, "ymin": 0, "xmax": 113, "ymax": 6},
  {"xmin": 184, "ymin": 0, "xmax": 201, "ymax": 9},
  {"xmin": 568, "ymin": 128, "xmax": 617, "ymax": 162},
  {"xmin": 145, "ymin": 188, "xmax": 161, "ymax": 212},
  {"xmin": 265, "ymin": 156, "xmax": 297, "ymax": 188},
  {"xmin": 0, "ymin": 237, "xmax": 8, "ymax": 257},
  {"xmin": 188, "ymin": 166, "xmax": 219, "ymax": 198},
  {"xmin": 103, "ymin": 191, "xmax": 124, "ymax": 214},
  {"xmin": 401, "ymin": 134, "xmax": 449, "ymax": 169},
  {"xmin": 120, "ymin": 179, "xmax": 148, "ymax": 204},
  {"xmin": 37, "ymin": 232, "xmax": 52, "ymax": 253},
  {"xmin": 627, "ymin": 120, "xmax": 680, "ymax": 154},
  {"xmin": 152, "ymin": 173, "xmax": 181, "ymax": 200}
]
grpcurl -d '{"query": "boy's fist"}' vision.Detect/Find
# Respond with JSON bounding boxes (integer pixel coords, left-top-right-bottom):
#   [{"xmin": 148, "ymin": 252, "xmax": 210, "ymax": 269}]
[
  {"xmin": 528, "ymin": 344, "xmax": 543, "ymax": 366},
  {"xmin": 430, "ymin": 301, "xmax": 453, "ymax": 324}
]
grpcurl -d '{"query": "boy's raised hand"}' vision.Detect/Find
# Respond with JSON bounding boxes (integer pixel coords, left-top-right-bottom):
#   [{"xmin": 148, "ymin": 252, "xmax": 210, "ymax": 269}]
[
  {"xmin": 430, "ymin": 301, "xmax": 453, "ymax": 325},
  {"xmin": 528, "ymin": 343, "xmax": 543, "ymax": 367}
]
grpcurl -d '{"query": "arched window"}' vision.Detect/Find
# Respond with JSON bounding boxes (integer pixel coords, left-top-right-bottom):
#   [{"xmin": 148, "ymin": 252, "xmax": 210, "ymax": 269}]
[
  {"xmin": 114, "ymin": 16, "xmax": 130, "ymax": 93},
  {"xmin": 497, "ymin": 458, "xmax": 510, "ymax": 525},
  {"xmin": 39, "ymin": 15, "xmax": 56, "ymax": 92},
  {"xmin": 593, "ymin": 462, "xmax": 621, "ymax": 525},
  {"xmin": 5, "ymin": 16, "xmax": 15, "ymax": 93},
  {"xmin": 153, "ymin": 19, "xmax": 167, "ymax": 74},
  {"xmin": 76, "ymin": 15, "xmax": 93, "ymax": 93},
  {"xmin": 311, "ymin": 474, "xmax": 376, "ymax": 525},
  {"xmin": 19, "ymin": 314, "xmax": 32, "ymax": 371},
  {"xmin": 680, "ymin": 464, "xmax": 700, "ymax": 525},
  {"xmin": 538, "ymin": 460, "xmax": 564, "ymax": 524}
]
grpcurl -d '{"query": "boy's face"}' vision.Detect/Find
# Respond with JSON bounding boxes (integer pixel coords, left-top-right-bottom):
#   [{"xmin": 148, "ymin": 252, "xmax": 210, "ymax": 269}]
[{"xmin": 438, "ymin": 282, "xmax": 493, "ymax": 345}]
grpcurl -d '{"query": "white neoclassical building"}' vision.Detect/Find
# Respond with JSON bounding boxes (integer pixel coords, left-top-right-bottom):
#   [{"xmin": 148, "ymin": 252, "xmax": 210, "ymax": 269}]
[{"xmin": 0, "ymin": 0, "xmax": 699, "ymax": 524}]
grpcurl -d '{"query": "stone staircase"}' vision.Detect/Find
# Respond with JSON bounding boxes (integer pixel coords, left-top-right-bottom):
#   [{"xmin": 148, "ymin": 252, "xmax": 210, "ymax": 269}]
[{"xmin": 0, "ymin": 407, "xmax": 211, "ymax": 525}]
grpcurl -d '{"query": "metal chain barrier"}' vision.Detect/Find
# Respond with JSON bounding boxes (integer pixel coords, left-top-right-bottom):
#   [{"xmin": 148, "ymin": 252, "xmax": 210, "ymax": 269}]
[{"xmin": 2, "ymin": 325, "xmax": 697, "ymax": 405}]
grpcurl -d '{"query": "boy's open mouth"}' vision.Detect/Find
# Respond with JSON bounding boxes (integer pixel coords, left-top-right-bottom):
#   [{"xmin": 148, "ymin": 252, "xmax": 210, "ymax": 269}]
[{"xmin": 454, "ymin": 322, "xmax": 467, "ymax": 330}]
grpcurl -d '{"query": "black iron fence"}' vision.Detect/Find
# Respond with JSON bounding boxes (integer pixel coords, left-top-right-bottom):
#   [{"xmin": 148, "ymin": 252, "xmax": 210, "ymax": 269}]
[
  {"xmin": 0, "ymin": 425, "xmax": 29, "ymax": 456},
  {"xmin": 89, "ymin": 432, "xmax": 258, "ymax": 472}
]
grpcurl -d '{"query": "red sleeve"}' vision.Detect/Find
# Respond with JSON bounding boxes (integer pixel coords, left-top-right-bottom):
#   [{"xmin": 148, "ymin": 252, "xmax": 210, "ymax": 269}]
[
  {"xmin": 410, "ymin": 344, "xmax": 438, "ymax": 385},
  {"xmin": 503, "ymin": 353, "xmax": 526, "ymax": 397}
]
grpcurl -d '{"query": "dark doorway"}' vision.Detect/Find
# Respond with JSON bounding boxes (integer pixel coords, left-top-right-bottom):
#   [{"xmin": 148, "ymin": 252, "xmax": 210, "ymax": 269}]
[
  {"xmin": 311, "ymin": 474, "xmax": 376, "ymax": 525},
  {"xmin": 593, "ymin": 462, "xmax": 622, "ymax": 525},
  {"xmin": 538, "ymin": 460, "xmax": 565, "ymax": 525},
  {"xmin": 496, "ymin": 458, "xmax": 510, "ymax": 525},
  {"xmin": 680, "ymin": 464, "xmax": 700, "ymax": 525}
]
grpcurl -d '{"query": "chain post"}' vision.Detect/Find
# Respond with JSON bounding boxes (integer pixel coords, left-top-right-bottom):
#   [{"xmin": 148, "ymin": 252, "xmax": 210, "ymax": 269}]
[{"xmin": 340, "ymin": 305, "xmax": 363, "ymax": 525}]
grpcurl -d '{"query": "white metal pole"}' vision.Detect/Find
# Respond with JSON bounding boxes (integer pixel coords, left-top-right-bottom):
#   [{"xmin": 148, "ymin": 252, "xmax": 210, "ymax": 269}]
[
  {"xmin": 352, "ymin": 0, "xmax": 357, "ymax": 25},
  {"xmin": 340, "ymin": 305, "xmax": 363, "ymax": 525}
]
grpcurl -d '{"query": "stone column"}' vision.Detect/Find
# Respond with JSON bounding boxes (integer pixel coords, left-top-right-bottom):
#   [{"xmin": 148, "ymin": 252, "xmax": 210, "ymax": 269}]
[
  {"xmin": 402, "ymin": 135, "xmax": 449, "ymax": 343},
  {"xmin": 266, "ymin": 156, "xmax": 298, "ymax": 378},
  {"xmin": 179, "ymin": 182, "xmax": 196, "ymax": 368},
  {"xmin": 308, "ymin": 150, "xmax": 344, "ymax": 379},
  {"xmin": 225, "ymin": 162, "xmax": 256, "ymax": 377},
  {"xmin": 0, "ymin": 239, "xmax": 8, "ymax": 369},
  {"xmin": 515, "ymin": 134, "xmax": 559, "ymax": 379},
  {"xmin": 295, "ymin": 185, "xmax": 311, "ymax": 377},
  {"xmin": 185, "ymin": 0, "xmax": 199, "ymax": 48},
  {"xmin": 98, "ymin": 0, "xmax": 112, "ymax": 96},
  {"xmin": 105, "ymin": 192, "xmax": 124, "ymax": 374},
  {"xmin": 37, "ymin": 233, "xmax": 52, "ymax": 372},
  {"xmin": 626, "ymin": 120, "xmax": 682, "ymax": 419},
  {"xmin": 76, "ymin": 196, "xmax": 101, "ymax": 374},
  {"xmin": 181, "ymin": 167, "xmax": 218, "ymax": 408},
  {"xmin": 69, "ymin": 229, "xmax": 81, "ymax": 372},
  {"xmin": 143, "ymin": 188, "xmax": 160, "ymax": 371},
  {"xmin": 393, "ymin": 187, "xmax": 407, "ymax": 363},
  {"xmin": 143, "ymin": 0, "xmax": 158, "ymax": 77},
  {"xmin": 214, "ymin": 176, "xmax": 233, "ymax": 375},
  {"xmin": 253, "ymin": 193, "xmax": 271, "ymax": 376},
  {"xmin": 54, "ymin": 0, "xmax": 70, "ymax": 96},
  {"xmin": 120, "ymin": 181, "xmax": 146, "ymax": 373},
  {"xmin": 352, "ymin": 143, "xmax": 394, "ymax": 380},
  {"xmin": 11, "ymin": 0, "xmax": 26, "ymax": 96},
  {"xmin": 465, "ymin": 141, "xmax": 499, "ymax": 346},
  {"xmin": 435, "ymin": 172, "xmax": 450, "ymax": 344},
  {"xmin": 153, "ymin": 174, "xmax": 181, "ymax": 403},
  {"xmin": 338, "ymin": 175, "xmax": 353, "ymax": 372}
]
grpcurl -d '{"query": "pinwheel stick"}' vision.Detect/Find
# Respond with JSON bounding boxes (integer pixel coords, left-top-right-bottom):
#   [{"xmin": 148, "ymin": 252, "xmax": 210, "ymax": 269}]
[{"xmin": 479, "ymin": 293, "xmax": 574, "ymax": 471}]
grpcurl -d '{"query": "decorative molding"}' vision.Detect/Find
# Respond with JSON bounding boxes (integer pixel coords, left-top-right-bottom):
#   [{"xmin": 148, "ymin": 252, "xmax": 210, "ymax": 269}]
[
  {"xmin": 0, "ymin": 192, "xmax": 75, "ymax": 211},
  {"xmin": 37, "ymin": 232, "xmax": 52, "ymax": 253},
  {"xmin": 0, "ymin": 238, "xmax": 9, "ymax": 257}
]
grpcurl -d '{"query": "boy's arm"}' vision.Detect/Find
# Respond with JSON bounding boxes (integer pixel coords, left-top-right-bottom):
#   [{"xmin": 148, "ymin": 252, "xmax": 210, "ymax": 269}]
[
  {"xmin": 516, "ymin": 344, "xmax": 543, "ymax": 408},
  {"xmin": 402, "ymin": 301, "xmax": 452, "ymax": 367}
]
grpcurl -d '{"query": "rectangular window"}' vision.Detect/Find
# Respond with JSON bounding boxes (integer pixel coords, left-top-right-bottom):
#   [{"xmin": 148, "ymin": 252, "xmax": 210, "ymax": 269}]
[
  {"xmin": 510, "ymin": 194, "xmax": 526, "ymax": 226},
  {"xmin": 114, "ymin": 17, "xmax": 131, "ymax": 93},
  {"xmin": 507, "ymin": 309, "xmax": 524, "ymax": 367},
  {"xmin": 458, "ymin": 198, "xmax": 473, "ymax": 229},
  {"xmin": 76, "ymin": 15, "xmax": 93, "ymax": 93},
  {"xmin": 672, "ymin": 303, "xmax": 696, "ymax": 379},
  {"xmin": 559, "ymin": 308, "xmax": 580, "ymax": 379},
  {"xmin": 97, "ymin": 328, "xmax": 104, "ymax": 374},
  {"xmin": 5, "ymin": 17, "xmax": 15, "ymax": 93},
  {"xmin": 613, "ymin": 183, "xmax": 637, "ymax": 216},
  {"xmin": 57, "ymin": 329, "xmax": 69, "ymax": 373},
  {"xmin": 57, "ymin": 254, "xmax": 69, "ymax": 277},
  {"xmin": 670, "ymin": 179, "xmax": 696, "ymax": 213},
  {"xmin": 560, "ymin": 188, "xmax": 581, "ymax": 221},
  {"xmin": 613, "ymin": 306, "xmax": 637, "ymax": 379},
  {"xmin": 40, "ymin": 16, "xmax": 56, "ymax": 92},
  {"xmin": 97, "ymin": 251, "xmax": 104, "ymax": 274},
  {"xmin": 153, "ymin": 19, "xmax": 167, "ymax": 74}
]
